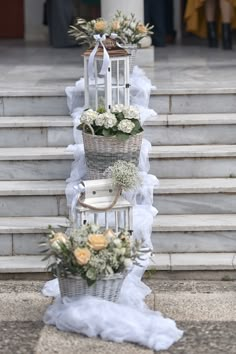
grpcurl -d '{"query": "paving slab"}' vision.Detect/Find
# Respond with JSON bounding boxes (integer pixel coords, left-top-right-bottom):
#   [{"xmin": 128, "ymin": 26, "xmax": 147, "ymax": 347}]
[
  {"xmin": 144, "ymin": 279, "xmax": 236, "ymax": 293},
  {"xmin": 0, "ymin": 292, "xmax": 51, "ymax": 321},
  {"xmin": 157, "ymin": 321, "xmax": 236, "ymax": 354},
  {"xmin": 0, "ymin": 280, "xmax": 235, "ymax": 353},
  {"xmin": 154, "ymin": 292, "xmax": 236, "ymax": 321},
  {"xmin": 36, "ymin": 326, "xmax": 153, "ymax": 354},
  {"xmin": 0, "ymin": 321, "xmax": 44, "ymax": 354}
]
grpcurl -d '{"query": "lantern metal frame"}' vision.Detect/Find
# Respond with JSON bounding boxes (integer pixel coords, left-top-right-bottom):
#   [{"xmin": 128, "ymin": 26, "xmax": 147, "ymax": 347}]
[
  {"xmin": 75, "ymin": 179, "xmax": 133, "ymax": 233},
  {"xmin": 83, "ymin": 46, "xmax": 130, "ymax": 111}
]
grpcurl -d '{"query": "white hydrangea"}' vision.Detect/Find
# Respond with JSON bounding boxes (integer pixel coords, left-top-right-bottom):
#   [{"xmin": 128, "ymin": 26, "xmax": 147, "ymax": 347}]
[
  {"xmin": 117, "ymin": 119, "xmax": 135, "ymax": 133},
  {"xmin": 111, "ymin": 104, "xmax": 125, "ymax": 113},
  {"xmin": 103, "ymin": 112, "xmax": 117, "ymax": 129},
  {"xmin": 80, "ymin": 109, "xmax": 98, "ymax": 125},
  {"xmin": 122, "ymin": 106, "xmax": 140, "ymax": 120},
  {"xmin": 95, "ymin": 114, "xmax": 105, "ymax": 127}
]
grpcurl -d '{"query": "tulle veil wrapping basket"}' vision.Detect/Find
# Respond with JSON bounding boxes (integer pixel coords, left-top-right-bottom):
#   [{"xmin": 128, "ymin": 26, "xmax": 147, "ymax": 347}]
[
  {"xmin": 58, "ymin": 270, "xmax": 126, "ymax": 302},
  {"xmin": 82, "ymin": 129, "xmax": 143, "ymax": 179}
]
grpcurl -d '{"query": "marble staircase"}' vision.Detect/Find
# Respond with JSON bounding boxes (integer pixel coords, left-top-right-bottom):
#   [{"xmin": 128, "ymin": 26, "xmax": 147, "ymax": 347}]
[{"xmin": 0, "ymin": 90, "xmax": 236, "ymax": 277}]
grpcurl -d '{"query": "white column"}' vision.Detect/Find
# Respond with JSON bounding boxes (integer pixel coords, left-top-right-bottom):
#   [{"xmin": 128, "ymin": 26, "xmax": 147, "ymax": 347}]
[{"xmin": 101, "ymin": 0, "xmax": 144, "ymax": 22}]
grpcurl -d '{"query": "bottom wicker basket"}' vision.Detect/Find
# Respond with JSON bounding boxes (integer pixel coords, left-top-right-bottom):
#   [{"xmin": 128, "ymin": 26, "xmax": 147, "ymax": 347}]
[{"xmin": 58, "ymin": 272, "xmax": 126, "ymax": 302}]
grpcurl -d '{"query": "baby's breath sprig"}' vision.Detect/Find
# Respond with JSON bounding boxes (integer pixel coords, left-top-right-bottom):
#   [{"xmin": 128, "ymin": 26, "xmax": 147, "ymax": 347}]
[{"xmin": 105, "ymin": 160, "xmax": 141, "ymax": 191}]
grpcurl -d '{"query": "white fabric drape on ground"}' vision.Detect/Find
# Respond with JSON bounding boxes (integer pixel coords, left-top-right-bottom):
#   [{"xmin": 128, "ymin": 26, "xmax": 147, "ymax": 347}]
[{"xmin": 42, "ymin": 66, "xmax": 183, "ymax": 351}]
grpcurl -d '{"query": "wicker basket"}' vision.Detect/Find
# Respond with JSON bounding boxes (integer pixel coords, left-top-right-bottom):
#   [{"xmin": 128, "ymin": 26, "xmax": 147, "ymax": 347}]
[
  {"xmin": 82, "ymin": 131, "xmax": 143, "ymax": 179},
  {"xmin": 116, "ymin": 43, "xmax": 138, "ymax": 73},
  {"xmin": 58, "ymin": 272, "xmax": 126, "ymax": 302},
  {"xmin": 124, "ymin": 44, "xmax": 138, "ymax": 73}
]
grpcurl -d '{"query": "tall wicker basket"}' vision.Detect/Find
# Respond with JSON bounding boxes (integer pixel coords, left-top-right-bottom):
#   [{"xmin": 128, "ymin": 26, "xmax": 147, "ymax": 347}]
[
  {"xmin": 117, "ymin": 43, "xmax": 138, "ymax": 73},
  {"xmin": 82, "ymin": 131, "xmax": 143, "ymax": 179},
  {"xmin": 58, "ymin": 272, "xmax": 126, "ymax": 302}
]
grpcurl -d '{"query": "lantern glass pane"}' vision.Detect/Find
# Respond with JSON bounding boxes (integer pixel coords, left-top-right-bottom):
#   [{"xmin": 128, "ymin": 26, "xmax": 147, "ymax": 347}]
[
  {"xmin": 118, "ymin": 60, "xmax": 125, "ymax": 85},
  {"xmin": 85, "ymin": 58, "xmax": 106, "ymax": 110},
  {"xmin": 111, "ymin": 59, "xmax": 125, "ymax": 85},
  {"xmin": 88, "ymin": 83, "xmax": 106, "ymax": 110},
  {"xmin": 111, "ymin": 58, "xmax": 127, "ymax": 106}
]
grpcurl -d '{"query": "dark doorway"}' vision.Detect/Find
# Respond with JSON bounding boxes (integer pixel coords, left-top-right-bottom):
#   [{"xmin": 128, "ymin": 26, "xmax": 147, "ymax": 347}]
[{"xmin": 0, "ymin": 0, "xmax": 24, "ymax": 38}]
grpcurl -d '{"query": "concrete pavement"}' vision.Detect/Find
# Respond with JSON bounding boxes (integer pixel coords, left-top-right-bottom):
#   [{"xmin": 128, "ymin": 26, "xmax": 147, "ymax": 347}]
[{"xmin": 0, "ymin": 279, "xmax": 235, "ymax": 354}]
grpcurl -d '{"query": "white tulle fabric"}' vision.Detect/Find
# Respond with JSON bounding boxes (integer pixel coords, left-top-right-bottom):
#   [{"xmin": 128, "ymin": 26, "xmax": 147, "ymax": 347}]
[{"xmin": 42, "ymin": 66, "xmax": 183, "ymax": 351}]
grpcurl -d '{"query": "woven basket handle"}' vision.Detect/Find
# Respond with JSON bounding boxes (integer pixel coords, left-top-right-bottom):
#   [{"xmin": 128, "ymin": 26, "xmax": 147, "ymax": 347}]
[
  {"xmin": 82, "ymin": 123, "xmax": 95, "ymax": 136},
  {"xmin": 77, "ymin": 186, "xmax": 122, "ymax": 212}
]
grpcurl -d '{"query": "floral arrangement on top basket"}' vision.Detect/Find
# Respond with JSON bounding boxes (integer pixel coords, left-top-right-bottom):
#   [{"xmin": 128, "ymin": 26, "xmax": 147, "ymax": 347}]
[
  {"xmin": 68, "ymin": 10, "xmax": 154, "ymax": 47},
  {"xmin": 78, "ymin": 104, "xmax": 143, "ymax": 141}
]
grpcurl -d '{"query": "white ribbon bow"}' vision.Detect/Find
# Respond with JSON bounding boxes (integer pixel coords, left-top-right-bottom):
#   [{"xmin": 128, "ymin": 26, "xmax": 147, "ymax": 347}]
[{"xmin": 88, "ymin": 33, "xmax": 118, "ymax": 79}]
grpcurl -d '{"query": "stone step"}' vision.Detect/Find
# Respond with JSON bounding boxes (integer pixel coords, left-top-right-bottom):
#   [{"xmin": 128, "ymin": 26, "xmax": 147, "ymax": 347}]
[
  {"xmin": 2, "ymin": 112, "xmax": 236, "ymax": 147},
  {"xmin": 0, "ymin": 147, "xmax": 74, "ymax": 180},
  {"xmin": 150, "ymin": 144, "xmax": 236, "ymax": 178},
  {"xmin": 1, "ymin": 87, "xmax": 236, "ymax": 116},
  {"xmin": 154, "ymin": 178, "xmax": 236, "ymax": 214},
  {"xmin": 144, "ymin": 113, "xmax": 236, "ymax": 145},
  {"xmin": 149, "ymin": 88, "xmax": 236, "ymax": 114},
  {"xmin": 0, "ymin": 181, "xmax": 67, "ymax": 217},
  {"xmin": 152, "ymin": 214, "xmax": 236, "ymax": 253},
  {"xmin": 0, "ymin": 116, "xmax": 73, "ymax": 147},
  {"xmin": 0, "ymin": 91, "xmax": 69, "ymax": 116},
  {"xmin": 3, "ymin": 178, "xmax": 235, "ymax": 218},
  {"xmin": 0, "ymin": 216, "xmax": 69, "ymax": 256},
  {"xmin": 2, "ymin": 145, "xmax": 236, "ymax": 180},
  {"xmin": 0, "ymin": 252, "xmax": 235, "ymax": 277},
  {"xmin": 3, "ymin": 113, "xmax": 236, "ymax": 148}
]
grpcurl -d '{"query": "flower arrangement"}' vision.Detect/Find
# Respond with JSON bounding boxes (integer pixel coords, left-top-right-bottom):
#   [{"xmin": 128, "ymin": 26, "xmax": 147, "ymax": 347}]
[
  {"xmin": 105, "ymin": 160, "xmax": 142, "ymax": 191},
  {"xmin": 69, "ymin": 11, "xmax": 153, "ymax": 47},
  {"xmin": 111, "ymin": 11, "xmax": 154, "ymax": 45},
  {"xmin": 44, "ymin": 223, "xmax": 142, "ymax": 286},
  {"xmin": 78, "ymin": 104, "xmax": 143, "ymax": 141}
]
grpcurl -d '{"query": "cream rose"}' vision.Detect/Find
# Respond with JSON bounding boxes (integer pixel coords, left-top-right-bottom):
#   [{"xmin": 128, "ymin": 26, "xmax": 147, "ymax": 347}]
[
  {"xmin": 137, "ymin": 24, "xmax": 147, "ymax": 34},
  {"xmin": 112, "ymin": 20, "xmax": 120, "ymax": 31},
  {"xmin": 74, "ymin": 248, "xmax": 91, "ymax": 265},
  {"xmin": 50, "ymin": 232, "xmax": 68, "ymax": 250},
  {"xmin": 94, "ymin": 20, "xmax": 106, "ymax": 32},
  {"xmin": 88, "ymin": 233, "xmax": 108, "ymax": 250}
]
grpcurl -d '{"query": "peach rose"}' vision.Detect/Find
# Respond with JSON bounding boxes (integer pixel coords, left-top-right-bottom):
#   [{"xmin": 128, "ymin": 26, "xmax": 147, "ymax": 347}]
[
  {"xmin": 74, "ymin": 248, "xmax": 91, "ymax": 265},
  {"xmin": 103, "ymin": 229, "xmax": 116, "ymax": 240},
  {"xmin": 94, "ymin": 20, "xmax": 107, "ymax": 32},
  {"xmin": 88, "ymin": 233, "xmax": 108, "ymax": 251},
  {"xmin": 137, "ymin": 24, "xmax": 148, "ymax": 34},
  {"xmin": 111, "ymin": 20, "xmax": 120, "ymax": 31}
]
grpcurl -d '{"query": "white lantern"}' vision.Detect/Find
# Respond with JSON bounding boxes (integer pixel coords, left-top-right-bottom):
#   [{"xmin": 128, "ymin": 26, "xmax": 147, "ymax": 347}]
[
  {"xmin": 83, "ymin": 39, "xmax": 130, "ymax": 110},
  {"xmin": 75, "ymin": 178, "xmax": 133, "ymax": 233}
]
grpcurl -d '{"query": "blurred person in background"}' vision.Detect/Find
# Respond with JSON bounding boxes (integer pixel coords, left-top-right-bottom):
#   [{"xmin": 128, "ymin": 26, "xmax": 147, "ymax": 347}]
[
  {"xmin": 45, "ymin": 0, "xmax": 76, "ymax": 47},
  {"xmin": 144, "ymin": 0, "xmax": 175, "ymax": 47},
  {"xmin": 185, "ymin": 0, "xmax": 236, "ymax": 49}
]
